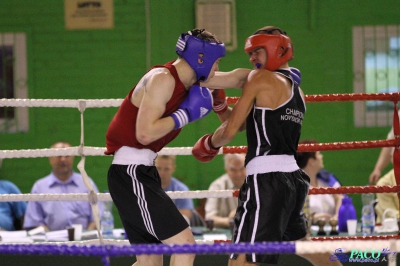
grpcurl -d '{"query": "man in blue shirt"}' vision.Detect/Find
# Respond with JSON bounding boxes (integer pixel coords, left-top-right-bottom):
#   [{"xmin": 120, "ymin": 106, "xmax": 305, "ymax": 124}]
[
  {"xmin": 23, "ymin": 141, "xmax": 101, "ymax": 231},
  {"xmin": 155, "ymin": 155, "xmax": 194, "ymax": 223},
  {"xmin": 0, "ymin": 164, "xmax": 27, "ymax": 231}
]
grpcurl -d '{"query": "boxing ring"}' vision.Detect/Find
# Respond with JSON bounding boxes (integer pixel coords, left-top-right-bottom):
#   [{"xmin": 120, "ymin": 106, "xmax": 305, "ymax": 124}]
[{"xmin": 0, "ymin": 92, "xmax": 400, "ymax": 265}]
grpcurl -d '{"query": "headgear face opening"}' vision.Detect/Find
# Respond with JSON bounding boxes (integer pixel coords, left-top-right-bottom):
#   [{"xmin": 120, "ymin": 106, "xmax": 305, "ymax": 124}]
[
  {"xmin": 244, "ymin": 33, "xmax": 293, "ymax": 71},
  {"xmin": 176, "ymin": 33, "xmax": 226, "ymax": 82}
]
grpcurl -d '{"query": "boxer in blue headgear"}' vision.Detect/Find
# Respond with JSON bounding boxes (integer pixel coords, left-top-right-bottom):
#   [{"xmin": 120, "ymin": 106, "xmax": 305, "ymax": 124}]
[
  {"xmin": 105, "ymin": 27, "xmax": 237, "ymax": 266},
  {"xmin": 176, "ymin": 29, "xmax": 226, "ymax": 82}
]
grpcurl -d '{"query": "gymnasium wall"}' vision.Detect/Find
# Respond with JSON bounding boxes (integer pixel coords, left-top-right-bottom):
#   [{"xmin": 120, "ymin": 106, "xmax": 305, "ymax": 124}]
[{"xmin": 0, "ymin": 0, "xmax": 399, "ymax": 226}]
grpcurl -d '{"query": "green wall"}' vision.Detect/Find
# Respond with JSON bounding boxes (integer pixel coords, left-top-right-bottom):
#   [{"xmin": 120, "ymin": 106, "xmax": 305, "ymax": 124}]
[{"xmin": 1, "ymin": 0, "xmax": 399, "ymax": 228}]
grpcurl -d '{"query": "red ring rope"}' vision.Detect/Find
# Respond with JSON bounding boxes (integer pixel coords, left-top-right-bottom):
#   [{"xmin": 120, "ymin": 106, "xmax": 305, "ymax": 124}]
[{"xmin": 227, "ymin": 92, "xmax": 400, "ymax": 104}]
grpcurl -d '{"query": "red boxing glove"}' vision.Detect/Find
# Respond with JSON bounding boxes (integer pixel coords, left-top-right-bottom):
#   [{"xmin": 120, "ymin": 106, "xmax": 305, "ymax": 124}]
[
  {"xmin": 212, "ymin": 89, "xmax": 228, "ymax": 114},
  {"xmin": 192, "ymin": 134, "xmax": 220, "ymax": 162}
]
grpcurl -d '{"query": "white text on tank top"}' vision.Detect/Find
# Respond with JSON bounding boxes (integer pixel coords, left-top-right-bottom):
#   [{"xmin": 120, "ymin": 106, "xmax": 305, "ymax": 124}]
[{"xmin": 245, "ymin": 74, "xmax": 306, "ymax": 166}]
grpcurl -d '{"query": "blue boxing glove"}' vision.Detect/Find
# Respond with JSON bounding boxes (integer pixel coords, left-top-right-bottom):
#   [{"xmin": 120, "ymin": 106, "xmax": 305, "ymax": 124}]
[
  {"xmin": 290, "ymin": 67, "xmax": 301, "ymax": 85},
  {"xmin": 170, "ymin": 85, "xmax": 213, "ymax": 129}
]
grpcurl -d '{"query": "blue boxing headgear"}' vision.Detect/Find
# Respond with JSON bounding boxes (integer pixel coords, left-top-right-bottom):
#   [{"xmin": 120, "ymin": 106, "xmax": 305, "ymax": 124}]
[{"xmin": 176, "ymin": 30, "xmax": 226, "ymax": 82}]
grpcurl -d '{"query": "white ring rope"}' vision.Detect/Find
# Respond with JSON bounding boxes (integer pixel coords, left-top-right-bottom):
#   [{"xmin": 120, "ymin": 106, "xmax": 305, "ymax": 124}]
[
  {"xmin": 0, "ymin": 190, "xmax": 235, "ymax": 202},
  {"xmin": 296, "ymin": 239, "xmax": 399, "ymax": 255},
  {"xmin": 0, "ymin": 239, "xmax": 216, "ymax": 246},
  {"xmin": 0, "ymin": 98, "xmax": 123, "ymax": 108},
  {"xmin": 0, "ymin": 146, "xmax": 195, "ymax": 159}
]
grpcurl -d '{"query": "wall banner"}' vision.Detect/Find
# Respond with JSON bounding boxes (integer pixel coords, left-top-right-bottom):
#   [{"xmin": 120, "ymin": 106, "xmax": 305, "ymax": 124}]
[{"xmin": 64, "ymin": 0, "xmax": 114, "ymax": 30}]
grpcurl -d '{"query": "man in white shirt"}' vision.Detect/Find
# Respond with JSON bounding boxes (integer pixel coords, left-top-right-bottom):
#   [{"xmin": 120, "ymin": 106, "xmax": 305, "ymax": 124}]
[{"xmin": 205, "ymin": 154, "xmax": 246, "ymax": 228}]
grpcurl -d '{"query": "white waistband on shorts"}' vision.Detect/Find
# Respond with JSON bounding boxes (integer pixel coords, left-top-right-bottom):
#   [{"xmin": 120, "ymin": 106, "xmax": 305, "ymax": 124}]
[
  {"xmin": 246, "ymin": 155, "xmax": 299, "ymax": 175},
  {"xmin": 112, "ymin": 146, "xmax": 157, "ymax": 166}
]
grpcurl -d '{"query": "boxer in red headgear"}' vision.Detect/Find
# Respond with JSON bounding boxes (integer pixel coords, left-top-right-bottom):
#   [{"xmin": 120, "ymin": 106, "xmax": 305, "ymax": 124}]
[
  {"xmin": 245, "ymin": 26, "xmax": 293, "ymax": 71},
  {"xmin": 193, "ymin": 26, "xmax": 342, "ymax": 266},
  {"xmin": 244, "ymin": 26, "xmax": 301, "ymax": 85}
]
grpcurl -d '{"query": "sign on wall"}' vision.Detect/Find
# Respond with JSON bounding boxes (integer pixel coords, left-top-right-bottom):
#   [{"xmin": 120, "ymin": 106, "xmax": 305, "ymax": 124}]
[{"xmin": 64, "ymin": 0, "xmax": 114, "ymax": 30}]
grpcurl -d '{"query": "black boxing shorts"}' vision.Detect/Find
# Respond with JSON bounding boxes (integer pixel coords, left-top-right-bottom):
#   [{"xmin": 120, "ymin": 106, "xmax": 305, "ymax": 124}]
[
  {"xmin": 107, "ymin": 164, "xmax": 189, "ymax": 244},
  {"xmin": 230, "ymin": 169, "xmax": 310, "ymax": 264}
]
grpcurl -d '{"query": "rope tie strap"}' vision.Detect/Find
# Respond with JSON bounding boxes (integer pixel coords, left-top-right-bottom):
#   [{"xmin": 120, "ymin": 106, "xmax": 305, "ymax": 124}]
[{"xmin": 88, "ymin": 191, "xmax": 99, "ymax": 205}]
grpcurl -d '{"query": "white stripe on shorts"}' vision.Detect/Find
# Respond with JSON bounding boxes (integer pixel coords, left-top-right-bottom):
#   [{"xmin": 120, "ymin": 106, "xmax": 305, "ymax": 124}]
[
  {"xmin": 250, "ymin": 174, "xmax": 260, "ymax": 262},
  {"xmin": 128, "ymin": 164, "xmax": 157, "ymax": 239},
  {"xmin": 230, "ymin": 185, "xmax": 252, "ymax": 259}
]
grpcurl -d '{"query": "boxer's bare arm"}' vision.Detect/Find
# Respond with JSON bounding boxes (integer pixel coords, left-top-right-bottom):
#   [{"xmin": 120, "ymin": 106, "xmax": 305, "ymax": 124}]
[{"xmin": 201, "ymin": 68, "xmax": 250, "ymax": 90}]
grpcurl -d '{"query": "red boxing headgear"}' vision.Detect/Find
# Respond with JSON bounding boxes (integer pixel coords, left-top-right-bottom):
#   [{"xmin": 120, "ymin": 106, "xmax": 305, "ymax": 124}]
[{"xmin": 244, "ymin": 33, "xmax": 293, "ymax": 71}]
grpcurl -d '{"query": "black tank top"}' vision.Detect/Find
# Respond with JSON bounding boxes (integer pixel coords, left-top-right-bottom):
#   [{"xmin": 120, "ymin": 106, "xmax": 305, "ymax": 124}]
[{"xmin": 245, "ymin": 69, "xmax": 306, "ymax": 166}]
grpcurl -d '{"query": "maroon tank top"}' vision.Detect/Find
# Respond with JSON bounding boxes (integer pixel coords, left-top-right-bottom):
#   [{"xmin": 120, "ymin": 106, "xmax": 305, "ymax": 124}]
[{"xmin": 105, "ymin": 61, "xmax": 187, "ymax": 154}]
